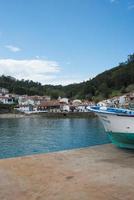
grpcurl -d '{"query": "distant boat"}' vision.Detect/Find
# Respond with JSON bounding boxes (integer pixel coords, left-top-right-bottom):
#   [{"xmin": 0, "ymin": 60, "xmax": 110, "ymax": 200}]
[{"xmin": 87, "ymin": 106, "xmax": 134, "ymax": 149}]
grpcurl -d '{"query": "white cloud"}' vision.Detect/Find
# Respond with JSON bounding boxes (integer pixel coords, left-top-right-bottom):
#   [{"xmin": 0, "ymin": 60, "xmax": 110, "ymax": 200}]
[
  {"xmin": 0, "ymin": 58, "xmax": 92, "ymax": 85},
  {"xmin": 5, "ymin": 45, "xmax": 21, "ymax": 52},
  {"xmin": 0, "ymin": 58, "xmax": 60, "ymax": 84}
]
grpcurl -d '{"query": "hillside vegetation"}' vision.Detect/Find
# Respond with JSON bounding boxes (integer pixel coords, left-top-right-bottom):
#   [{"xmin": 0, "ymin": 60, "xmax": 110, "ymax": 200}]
[{"xmin": 0, "ymin": 53, "xmax": 134, "ymax": 101}]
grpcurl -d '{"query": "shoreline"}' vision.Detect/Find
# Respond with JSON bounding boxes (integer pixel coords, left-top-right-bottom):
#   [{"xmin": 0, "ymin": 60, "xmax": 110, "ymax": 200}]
[
  {"xmin": 0, "ymin": 113, "xmax": 26, "ymax": 118},
  {"xmin": 0, "ymin": 111, "xmax": 95, "ymax": 118}
]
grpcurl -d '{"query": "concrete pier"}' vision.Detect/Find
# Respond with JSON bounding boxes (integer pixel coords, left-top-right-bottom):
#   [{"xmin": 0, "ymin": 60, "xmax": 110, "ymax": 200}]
[{"xmin": 0, "ymin": 144, "xmax": 134, "ymax": 200}]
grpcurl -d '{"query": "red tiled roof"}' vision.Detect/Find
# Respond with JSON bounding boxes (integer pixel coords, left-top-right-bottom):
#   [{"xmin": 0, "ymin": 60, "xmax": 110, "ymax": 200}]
[
  {"xmin": 0, "ymin": 96, "xmax": 10, "ymax": 99},
  {"xmin": 39, "ymin": 100, "xmax": 60, "ymax": 107}
]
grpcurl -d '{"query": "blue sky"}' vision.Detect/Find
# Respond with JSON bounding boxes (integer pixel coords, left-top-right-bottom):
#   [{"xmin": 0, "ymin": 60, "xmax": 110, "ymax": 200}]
[{"xmin": 0, "ymin": 0, "xmax": 134, "ymax": 85}]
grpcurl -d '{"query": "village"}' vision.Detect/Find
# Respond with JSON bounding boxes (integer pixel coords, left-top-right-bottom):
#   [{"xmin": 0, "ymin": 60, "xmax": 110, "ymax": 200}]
[{"xmin": 0, "ymin": 87, "xmax": 134, "ymax": 114}]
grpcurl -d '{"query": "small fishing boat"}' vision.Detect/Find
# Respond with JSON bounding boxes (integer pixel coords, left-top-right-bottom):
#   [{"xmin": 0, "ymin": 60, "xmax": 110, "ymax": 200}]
[{"xmin": 87, "ymin": 106, "xmax": 134, "ymax": 149}]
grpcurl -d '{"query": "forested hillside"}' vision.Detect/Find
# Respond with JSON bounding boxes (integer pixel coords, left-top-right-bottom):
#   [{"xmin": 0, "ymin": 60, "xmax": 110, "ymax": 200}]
[{"xmin": 0, "ymin": 53, "xmax": 134, "ymax": 101}]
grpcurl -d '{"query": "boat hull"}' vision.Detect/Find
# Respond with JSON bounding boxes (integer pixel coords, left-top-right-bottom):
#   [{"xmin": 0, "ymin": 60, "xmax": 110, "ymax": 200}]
[
  {"xmin": 96, "ymin": 112, "xmax": 134, "ymax": 149},
  {"xmin": 108, "ymin": 132, "xmax": 134, "ymax": 149}
]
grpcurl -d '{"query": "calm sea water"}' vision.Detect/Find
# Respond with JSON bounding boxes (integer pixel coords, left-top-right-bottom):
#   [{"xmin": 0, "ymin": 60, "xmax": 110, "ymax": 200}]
[{"xmin": 0, "ymin": 117, "xmax": 110, "ymax": 159}]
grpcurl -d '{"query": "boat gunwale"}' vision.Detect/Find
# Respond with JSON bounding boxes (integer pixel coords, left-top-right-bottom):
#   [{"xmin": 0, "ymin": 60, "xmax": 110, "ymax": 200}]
[{"xmin": 88, "ymin": 107, "xmax": 134, "ymax": 117}]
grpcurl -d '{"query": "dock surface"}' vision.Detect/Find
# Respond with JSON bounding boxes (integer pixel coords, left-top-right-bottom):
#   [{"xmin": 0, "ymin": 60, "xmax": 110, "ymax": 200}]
[{"xmin": 0, "ymin": 144, "xmax": 134, "ymax": 200}]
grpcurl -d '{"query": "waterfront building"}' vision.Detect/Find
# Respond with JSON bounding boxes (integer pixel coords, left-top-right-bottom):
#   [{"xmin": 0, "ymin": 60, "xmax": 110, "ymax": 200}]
[
  {"xmin": 59, "ymin": 98, "xmax": 69, "ymax": 104},
  {"xmin": 72, "ymin": 99, "xmax": 82, "ymax": 106},
  {"xmin": 0, "ymin": 95, "xmax": 14, "ymax": 104},
  {"xmin": 38, "ymin": 100, "xmax": 61, "ymax": 112},
  {"xmin": 18, "ymin": 95, "xmax": 51, "ymax": 106},
  {"xmin": 0, "ymin": 88, "xmax": 9, "ymax": 95}
]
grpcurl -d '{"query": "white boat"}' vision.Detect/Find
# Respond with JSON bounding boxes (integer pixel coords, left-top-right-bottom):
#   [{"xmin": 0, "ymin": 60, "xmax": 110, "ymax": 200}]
[{"xmin": 87, "ymin": 106, "xmax": 134, "ymax": 149}]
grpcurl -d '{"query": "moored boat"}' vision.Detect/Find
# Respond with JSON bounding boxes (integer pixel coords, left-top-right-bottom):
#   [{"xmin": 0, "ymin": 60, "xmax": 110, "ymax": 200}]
[{"xmin": 87, "ymin": 106, "xmax": 134, "ymax": 149}]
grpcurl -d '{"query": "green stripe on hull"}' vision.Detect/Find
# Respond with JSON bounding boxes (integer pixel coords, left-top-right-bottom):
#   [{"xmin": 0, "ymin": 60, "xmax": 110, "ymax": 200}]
[{"xmin": 108, "ymin": 132, "xmax": 134, "ymax": 149}]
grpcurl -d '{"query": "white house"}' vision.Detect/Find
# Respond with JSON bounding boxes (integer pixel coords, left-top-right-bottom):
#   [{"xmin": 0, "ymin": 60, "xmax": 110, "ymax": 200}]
[
  {"xmin": 61, "ymin": 105, "xmax": 70, "ymax": 112},
  {"xmin": 59, "ymin": 98, "xmax": 69, "ymax": 104},
  {"xmin": 0, "ymin": 88, "xmax": 9, "ymax": 94},
  {"xmin": 119, "ymin": 95, "xmax": 126, "ymax": 106},
  {"xmin": 18, "ymin": 95, "xmax": 51, "ymax": 106},
  {"xmin": 72, "ymin": 99, "xmax": 82, "ymax": 106},
  {"xmin": 18, "ymin": 96, "xmax": 35, "ymax": 105},
  {"xmin": 0, "ymin": 96, "xmax": 14, "ymax": 104}
]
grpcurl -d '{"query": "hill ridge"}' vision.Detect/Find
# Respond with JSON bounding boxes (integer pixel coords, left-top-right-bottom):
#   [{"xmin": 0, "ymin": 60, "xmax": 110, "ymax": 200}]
[{"xmin": 0, "ymin": 53, "xmax": 134, "ymax": 102}]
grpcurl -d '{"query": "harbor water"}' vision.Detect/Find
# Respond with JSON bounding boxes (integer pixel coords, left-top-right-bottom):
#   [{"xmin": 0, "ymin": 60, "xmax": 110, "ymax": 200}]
[{"xmin": 0, "ymin": 116, "xmax": 110, "ymax": 159}]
